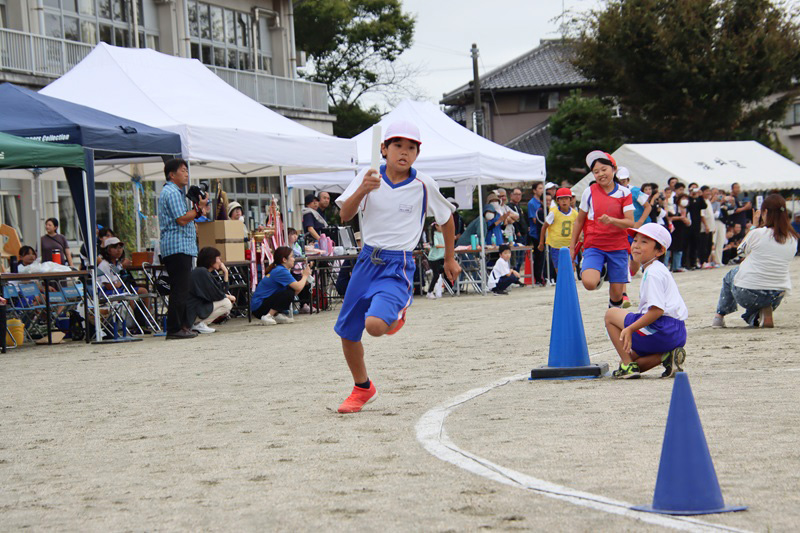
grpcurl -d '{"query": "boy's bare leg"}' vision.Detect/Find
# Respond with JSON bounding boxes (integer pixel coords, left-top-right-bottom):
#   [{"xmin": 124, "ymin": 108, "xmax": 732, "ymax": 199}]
[
  {"xmin": 629, "ymin": 354, "xmax": 662, "ymax": 372},
  {"xmin": 341, "ymin": 339, "xmax": 368, "ymax": 383},
  {"xmin": 609, "ymin": 282, "xmax": 625, "ymax": 302},
  {"xmin": 604, "ymin": 308, "xmax": 632, "ymax": 363},
  {"xmin": 581, "ymin": 269, "xmax": 601, "ymax": 290},
  {"xmin": 760, "ymin": 306, "xmax": 774, "ymax": 328},
  {"xmin": 364, "ymin": 316, "xmax": 398, "ymax": 337}
]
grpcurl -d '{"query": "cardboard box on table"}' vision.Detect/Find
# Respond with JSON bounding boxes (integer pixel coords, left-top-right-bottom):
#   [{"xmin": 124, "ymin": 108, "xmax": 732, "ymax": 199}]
[{"xmin": 196, "ymin": 221, "xmax": 246, "ymax": 263}]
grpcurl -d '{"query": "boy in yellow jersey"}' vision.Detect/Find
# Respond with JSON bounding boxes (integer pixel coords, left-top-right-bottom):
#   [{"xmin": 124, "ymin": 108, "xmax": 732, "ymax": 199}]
[{"xmin": 538, "ymin": 187, "xmax": 579, "ymax": 276}]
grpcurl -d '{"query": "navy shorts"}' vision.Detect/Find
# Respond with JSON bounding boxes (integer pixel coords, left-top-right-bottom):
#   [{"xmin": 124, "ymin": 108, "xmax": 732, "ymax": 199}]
[
  {"xmin": 334, "ymin": 245, "xmax": 415, "ymax": 342},
  {"xmin": 581, "ymin": 248, "xmax": 630, "ymax": 283},
  {"xmin": 624, "ymin": 313, "xmax": 687, "ymax": 356}
]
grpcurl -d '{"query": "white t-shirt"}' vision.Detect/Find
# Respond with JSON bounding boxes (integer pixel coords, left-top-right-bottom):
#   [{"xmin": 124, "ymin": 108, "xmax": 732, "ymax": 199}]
[
  {"xmin": 734, "ymin": 227, "xmax": 796, "ymax": 291},
  {"xmin": 488, "ymin": 256, "xmax": 511, "ymax": 289},
  {"xmin": 701, "ymin": 202, "xmax": 715, "ymax": 231},
  {"xmin": 336, "ymin": 166, "xmax": 455, "ymax": 252},
  {"xmin": 638, "ymin": 260, "xmax": 688, "ymax": 321},
  {"xmin": 98, "ymin": 259, "xmax": 122, "ymax": 287}
]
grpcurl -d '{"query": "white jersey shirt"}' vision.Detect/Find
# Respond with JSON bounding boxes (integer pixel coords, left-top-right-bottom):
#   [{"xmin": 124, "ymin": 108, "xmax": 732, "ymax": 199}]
[
  {"xmin": 336, "ymin": 165, "xmax": 455, "ymax": 252},
  {"xmin": 488, "ymin": 256, "xmax": 511, "ymax": 289},
  {"xmin": 638, "ymin": 260, "xmax": 688, "ymax": 321}
]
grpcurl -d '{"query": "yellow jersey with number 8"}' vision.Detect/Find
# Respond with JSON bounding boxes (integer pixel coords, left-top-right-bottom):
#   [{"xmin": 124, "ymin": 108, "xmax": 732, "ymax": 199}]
[{"xmin": 545, "ymin": 207, "xmax": 579, "ymax": 248}]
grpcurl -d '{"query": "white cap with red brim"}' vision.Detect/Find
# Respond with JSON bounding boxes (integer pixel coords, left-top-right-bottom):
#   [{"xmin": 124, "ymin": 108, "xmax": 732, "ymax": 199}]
[
  {"xmin": 627, "ymin": 223, "xmax": 672, "ymax": 250},
  {"xmin": 586, "ymin": 150, "xmax": 617, "ymax": 169},
  {"xmin": 383, "ymin": 120, "xmax": 422, "ymax": 145}
]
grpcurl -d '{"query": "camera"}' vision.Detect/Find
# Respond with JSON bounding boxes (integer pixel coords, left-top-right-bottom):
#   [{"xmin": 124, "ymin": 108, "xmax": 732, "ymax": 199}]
[{"xmin": 186, "ymin": 182, "xmax": 209, "ymax": 213}]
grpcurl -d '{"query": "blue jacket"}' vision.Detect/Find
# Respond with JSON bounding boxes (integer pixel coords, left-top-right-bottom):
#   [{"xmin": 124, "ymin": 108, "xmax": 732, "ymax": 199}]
[{"xmin": 527, "ymin": 197, "xmax": 543, "ymax": 239}]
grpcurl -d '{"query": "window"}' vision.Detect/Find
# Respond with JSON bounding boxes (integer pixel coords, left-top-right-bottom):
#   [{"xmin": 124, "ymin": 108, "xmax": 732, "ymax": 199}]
[
  {"xmin": 0, "ymin": 4, "xmax": 6, "ymax": 29},
  {"xmin": 538, "ymin": 91, "xmax": 559, "ymax": 110},
  {"xmin": 189, "ymin": 1, "xmax": 259, "ymax": 71},
  {"xmin": 41, "ymin": 0, "xmax": 159, "ymax": 49},
  {"xmin": 785, "ymin": 103, "xmax": 800, "ymax": 126}
]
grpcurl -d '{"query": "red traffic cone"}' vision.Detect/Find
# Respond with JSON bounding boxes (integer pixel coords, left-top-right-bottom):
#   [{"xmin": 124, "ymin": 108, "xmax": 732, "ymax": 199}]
[{"xmin": 523, "ymin": 252, "xmax": 532, "ymax": 285}]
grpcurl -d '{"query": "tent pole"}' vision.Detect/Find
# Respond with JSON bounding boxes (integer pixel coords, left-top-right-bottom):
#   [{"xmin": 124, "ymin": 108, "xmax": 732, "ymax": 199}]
[
  {"xmin": 133, "ymin": 176, "xmax": 142, "ymax": 251},
  {"xmin": 82, "ymin": 168, "xmax": 101, "ymax": 343},
  {"xmin": 279, "ymin": 166, "xmax": 289, "ymax": 245},
  {"xmin": 542, "ymin": 181, "xmax": 549, "ymax": 286},
  {"xmin": 477, "ymin": 177, "xmax": 487, "ymax": 295}
]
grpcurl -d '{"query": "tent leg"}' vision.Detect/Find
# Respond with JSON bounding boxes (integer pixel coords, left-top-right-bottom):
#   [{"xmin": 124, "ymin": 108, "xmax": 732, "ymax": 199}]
[
  {"xmin": 133, "ymin": 176, "xmax": 142, "ymax": 251},
  {"xmin": 82, "ymin": 169, "xmax": 102, "ymax": 343},
  {"xmin": 477, "ymin": 177, "xmax": 486, "ymax": 295},
  {"xmin": 279, "ymin": 166, "xmax": 289, "ymax": 245}
]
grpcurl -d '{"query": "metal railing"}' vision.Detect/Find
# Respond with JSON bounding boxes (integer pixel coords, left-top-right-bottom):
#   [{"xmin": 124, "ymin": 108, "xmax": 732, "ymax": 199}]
[
  {"xmin": 0, "ymin": 28, "xmax": 93, "ymax": 78},
  {"xmin": 0, "ymin": 28, "xmax": 329, "ymax": 113},
  {"xmin": 208, "ymin": 65, "xmax": 328, "ymax": 113}
]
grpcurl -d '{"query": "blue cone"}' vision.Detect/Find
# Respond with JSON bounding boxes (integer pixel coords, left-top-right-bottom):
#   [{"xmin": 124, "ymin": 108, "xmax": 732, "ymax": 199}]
[
  {"xmin": 633, "ymin": 372, "xmax": 747, "ymax": 515},
  {"xmin": 530, "ymin": 247, "xmax": 606, "ymax": 379},
  {"xmin": 547, "ymin": 247, "xmax": 590, "ymax": 367}
]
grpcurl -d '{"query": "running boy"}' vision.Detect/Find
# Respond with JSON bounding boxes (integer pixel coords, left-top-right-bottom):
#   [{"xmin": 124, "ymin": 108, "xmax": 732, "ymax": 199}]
[
  {"xmin": 334, "ymin": 121, "xmax": 460, "ymax": 413},
  {"xmin": 604, "ymin": 223, "xmax": 688, "ymax": 379},
  {"xmin": 538, "ymin": 187, "xmax": 578, "ymax": 276},
  {"xmin": 570, "ymin": 150, "xmax": 634, "ymax": 308}
]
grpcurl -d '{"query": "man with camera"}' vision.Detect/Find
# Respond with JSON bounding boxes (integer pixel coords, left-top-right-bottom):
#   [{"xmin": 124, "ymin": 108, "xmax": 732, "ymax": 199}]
[{"xmin": 159, "ymin": 158, "xmax": 209, "ymax": 340}]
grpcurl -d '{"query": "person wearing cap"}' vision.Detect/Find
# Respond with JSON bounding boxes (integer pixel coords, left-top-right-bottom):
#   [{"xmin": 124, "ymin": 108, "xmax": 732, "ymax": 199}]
[
  {"xmin": 570, "ymin": 150, "xmax": 635, "ymax": 308},
  {"xmin": 302, "ymin": 193, "xmax": 327, "ymax": 242},
  {"xmin": 98, "ymin": 236, "xmax": 152, "ymax": 332},
  {"xmin": 227, "ymin": 201, "xmax": 250, "ymax": 240},
  {"xmin": 485, "ymin": 193, "xmax": 507, "ymax": 245},
  {"xmin": 604, "ymin": 223, "xmax": 688, "ymax": 379},
  {"xmin": 538, "ymin": 188, "xmax": 579, "ymax": 278},
  {"xmin": 507, "ymin": 188, "xmax": 528, "ymax": 270},
  {"xmin": 456, "ymin": 202, "xmax": 495, "ymax": 247},
  {"xmin": 333, "ymin": 120, "xmax": 460, "ymax": 414}
]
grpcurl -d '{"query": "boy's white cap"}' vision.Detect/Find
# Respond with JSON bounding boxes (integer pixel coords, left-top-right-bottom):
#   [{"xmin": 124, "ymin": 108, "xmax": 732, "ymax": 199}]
[
  {"xmin": 627, "ymin": 223, "xmax": 671, "ymax": 250},
  {"xmin": 545, "ymin": 182, "xmax": 558, "ymax": 190},
  {"xmin": 617, "ymin": 166, "xmax": 630, "ymax": 180},
  {"xmin": 383, "ymin": 120, "xmax": 422, "ymax": 145}
]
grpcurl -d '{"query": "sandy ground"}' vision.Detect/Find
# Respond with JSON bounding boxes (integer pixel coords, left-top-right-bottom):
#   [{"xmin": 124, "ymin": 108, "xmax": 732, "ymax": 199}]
[{"xmin": 1, "ymin": 259, "xmax": 799, "ymax": 532}]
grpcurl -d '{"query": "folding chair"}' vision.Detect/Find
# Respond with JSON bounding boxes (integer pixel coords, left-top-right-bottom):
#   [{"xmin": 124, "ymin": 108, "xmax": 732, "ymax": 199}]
[
  {"xmin": 100, "ymin": 269, "xmax": 159, "ymax": 335},
  {"xmin": 141, "ymin": 263, "xmax": 169, "ymax": 330},
  {"xmin": 454, "ymin": 253, "xmax": 486, "ymax": 295}
]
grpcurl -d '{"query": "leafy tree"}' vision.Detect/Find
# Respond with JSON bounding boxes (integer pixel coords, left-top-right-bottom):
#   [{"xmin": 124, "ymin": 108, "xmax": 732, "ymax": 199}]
[
  {"xmin": 295, "ymin": 0, "xmax": 416, "ymax": 107},
  {"xmin": 547, "ymin": 91, "xmax": 623, "ymax": 183},
  {"xmin": 330, "ymin": 101, "xmax": 382, "ymax": 138},
  {"xmin": 573, "ymin": 0, "xmax": 800, "ymax": 143}
]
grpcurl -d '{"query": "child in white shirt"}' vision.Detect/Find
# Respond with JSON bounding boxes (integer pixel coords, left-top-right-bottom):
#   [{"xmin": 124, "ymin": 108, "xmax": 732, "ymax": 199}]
[
  {"xmin": 488, "ymin": 244, "xmax": 523, "ymax": 294},
  {"xmin": 604, "ymin": 223, "xmax": 688, "ymax": 379}
]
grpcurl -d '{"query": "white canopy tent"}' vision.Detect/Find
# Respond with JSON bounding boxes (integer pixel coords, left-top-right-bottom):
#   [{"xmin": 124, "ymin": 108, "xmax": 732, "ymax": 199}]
[
  {"xmin": 572, "ymin": 141, "xmax": 800, "ymax": 197},
  {"xmin": 289, "ymin": 100, "xmax": 547, "ymax": 293},
  {"xmin": 288, "ymin": 99, "xmax": 545, "ymax": 191},
  {"xmin": 37, "ymin": 43, "xmax": 357, "ymax": 181}
]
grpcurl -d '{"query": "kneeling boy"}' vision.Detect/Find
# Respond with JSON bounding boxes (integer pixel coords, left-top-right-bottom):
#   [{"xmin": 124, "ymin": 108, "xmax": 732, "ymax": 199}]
[{"xmin": 605, "ymin": 223, "xmax": 688, "ymax": 379}]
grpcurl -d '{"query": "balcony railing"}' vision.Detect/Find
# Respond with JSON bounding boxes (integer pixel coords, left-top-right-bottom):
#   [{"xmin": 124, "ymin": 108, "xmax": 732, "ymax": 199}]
[{"xmin": 0, "ymin": 28, "xmax": 329, "ymax": 113}]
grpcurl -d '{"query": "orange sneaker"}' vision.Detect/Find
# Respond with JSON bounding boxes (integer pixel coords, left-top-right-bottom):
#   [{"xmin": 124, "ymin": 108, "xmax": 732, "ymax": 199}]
[
  {"xmin": 337, "ymin": 382, "xmax": 377, "ymax": 414},
  {"xmin": 386, "ymin": 309, "xmax": 407, "ymax": 335}
]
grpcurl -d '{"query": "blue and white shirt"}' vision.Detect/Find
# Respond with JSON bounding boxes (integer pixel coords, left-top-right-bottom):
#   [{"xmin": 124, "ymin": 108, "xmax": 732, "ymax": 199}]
[
  {"xmin": 336, "ymin": 165, "xmax": 454, "ymax": 252},
  {"xmin": 158, "ymin": 181, "xmax": 198, "ymax": 258}
]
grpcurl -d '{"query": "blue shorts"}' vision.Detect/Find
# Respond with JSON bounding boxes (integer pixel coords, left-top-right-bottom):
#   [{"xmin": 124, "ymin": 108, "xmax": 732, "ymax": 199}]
[
  {"xmin": 548, "ymin": 246, "xmax": 575, "ymax": 271},
  {"xmin": 334, "ymin": 245, "xmax": 415, "ymax": 342},
  {"xmin": 624, "ymin": 313, "xmax": 687, "ymax": 356},
  {"xmin": 581, "ymin": 248, "xmax": 630, "ymax": 283}
]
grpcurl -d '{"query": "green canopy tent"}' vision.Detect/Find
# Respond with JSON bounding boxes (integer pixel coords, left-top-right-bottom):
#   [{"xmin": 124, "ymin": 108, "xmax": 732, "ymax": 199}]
[{"xmin": 0, "ymin": 131, "xmax": 86, "ymax": 170}]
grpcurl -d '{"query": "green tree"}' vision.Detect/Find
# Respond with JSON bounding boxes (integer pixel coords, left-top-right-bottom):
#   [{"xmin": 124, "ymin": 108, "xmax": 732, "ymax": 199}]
[
  {"xmin": 110, "ymin": 183, "xmax": 136, "ymax": 251},
  {"xmin": 295, "ymin": 0, "xmax": 416, "ymax": 107},
  {"xmin": 573, "ymin": 0, "xmax": 800, "ymax": 144},
  {"xmin": 330, "ymin": 101, "xmax": 382, "ymax": 138},
  {"xmin": 547, "ymin": 91, "xmax": 623, "ymax": 183}
]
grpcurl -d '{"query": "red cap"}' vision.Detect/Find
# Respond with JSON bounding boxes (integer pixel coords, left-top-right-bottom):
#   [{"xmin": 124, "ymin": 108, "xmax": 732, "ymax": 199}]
[{"xmin": 556, "ymin": 187, "xmax": 572, "ymax": 199}]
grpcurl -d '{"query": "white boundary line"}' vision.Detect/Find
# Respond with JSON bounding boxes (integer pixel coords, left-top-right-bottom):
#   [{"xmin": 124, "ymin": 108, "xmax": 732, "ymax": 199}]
[{"xmin": 415, "ymin": 373, "xmax": 751, "ymax": 533}]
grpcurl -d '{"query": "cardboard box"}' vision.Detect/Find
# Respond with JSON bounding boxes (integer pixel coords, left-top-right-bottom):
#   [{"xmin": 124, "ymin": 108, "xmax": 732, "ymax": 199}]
[{"xmin": 196, "ymin": 221, "xmax": 246, "ymax": 263}]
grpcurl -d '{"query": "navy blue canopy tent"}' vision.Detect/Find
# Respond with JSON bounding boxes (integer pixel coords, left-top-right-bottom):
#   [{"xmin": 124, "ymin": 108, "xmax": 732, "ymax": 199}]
[{"xmin": 0, "ymin": 82, "xmax": 182, "ymax": 341}]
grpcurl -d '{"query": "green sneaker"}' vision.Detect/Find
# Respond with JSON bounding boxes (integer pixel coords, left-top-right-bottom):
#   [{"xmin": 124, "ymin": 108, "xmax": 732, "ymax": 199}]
[
  {"xmin": 612, "ymin": 362, "xmax": 641, "ymax": 379},
  {"xmin": 661, "ymin": 347, "xmax": 686, "ymax": 378}
]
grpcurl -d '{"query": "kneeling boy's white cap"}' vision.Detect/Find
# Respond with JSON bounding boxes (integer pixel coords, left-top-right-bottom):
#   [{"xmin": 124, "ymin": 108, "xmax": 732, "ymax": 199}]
[
  {"xmin": 383, "ymin": 121, "xmax": 422, "ymax": 145},
  {"xmin": 627, "ymin": 223, "xmax": 671, "ymax": 250}
]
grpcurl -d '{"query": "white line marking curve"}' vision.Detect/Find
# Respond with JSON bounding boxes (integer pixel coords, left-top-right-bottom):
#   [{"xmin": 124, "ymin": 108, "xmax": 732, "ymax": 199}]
[{"xmin": 415, "ymin": 373, "xmax": 751, "ymax": 533}]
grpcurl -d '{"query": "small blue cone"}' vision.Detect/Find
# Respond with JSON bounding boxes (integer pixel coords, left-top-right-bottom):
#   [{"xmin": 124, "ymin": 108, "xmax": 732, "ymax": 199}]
[
  {"xmin": 633, "ymin": 372, "xmax": 746, "ymax": 515},
  {"xmin": 530, "ymin": 247, "xmax": 607, "ymax": 379}
]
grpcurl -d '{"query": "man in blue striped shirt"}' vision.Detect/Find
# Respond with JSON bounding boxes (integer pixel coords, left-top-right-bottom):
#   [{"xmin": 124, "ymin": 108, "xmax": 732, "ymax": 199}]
[{"xmin": 158, "ymin": 158, "xmax": 209, "ymax": 340}]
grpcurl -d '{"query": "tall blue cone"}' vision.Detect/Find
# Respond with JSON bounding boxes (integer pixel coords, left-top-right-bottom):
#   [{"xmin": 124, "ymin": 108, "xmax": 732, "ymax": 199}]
[
  {"xmin": 633, "ymin": 372, "xmax": 747, "ymax": 515},
  {"xmin": 547, "ymin": 247, "xmax": 590, "ymax": 367},
  {"xmin": 530, "ymin": 247, "xmax": 606, "ymax": 379}
]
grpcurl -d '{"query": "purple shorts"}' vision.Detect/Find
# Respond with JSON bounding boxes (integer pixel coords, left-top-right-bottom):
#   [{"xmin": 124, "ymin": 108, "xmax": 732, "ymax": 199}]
[{"xmin": 624, "ymin": 313, "xmax": 686, "ymax": 356}]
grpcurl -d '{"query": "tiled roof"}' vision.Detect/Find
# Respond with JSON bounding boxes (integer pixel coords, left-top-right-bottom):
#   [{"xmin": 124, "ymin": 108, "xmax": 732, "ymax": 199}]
[
  {"xmin": 505, "ymin": 120, "xmax": 552, "ymax": 156},
  {"xmin": 441, "ymin": 40, "xmax": 590, "ymax": 103},
  {"xmin": 445, "ymin": 105, "xmax": 466, "ymax": 125}
]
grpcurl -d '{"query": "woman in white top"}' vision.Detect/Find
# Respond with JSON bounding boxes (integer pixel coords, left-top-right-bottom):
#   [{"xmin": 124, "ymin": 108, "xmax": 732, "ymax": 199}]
[{"xmin": 713, "ymin": 194, "xmax": 798, "ymax": 328}]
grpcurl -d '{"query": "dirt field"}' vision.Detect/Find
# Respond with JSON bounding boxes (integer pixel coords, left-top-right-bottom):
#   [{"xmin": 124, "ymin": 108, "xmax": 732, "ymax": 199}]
[{"xmin": 1, "ymin": 259, "xmax": 798, "ymax": 531}]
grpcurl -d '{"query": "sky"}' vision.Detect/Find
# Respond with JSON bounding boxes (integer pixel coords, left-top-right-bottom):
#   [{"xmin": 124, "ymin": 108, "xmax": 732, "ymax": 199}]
[{"xmin": 363, "ymin": 0, "xmax": 603, "ymax": 109}]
